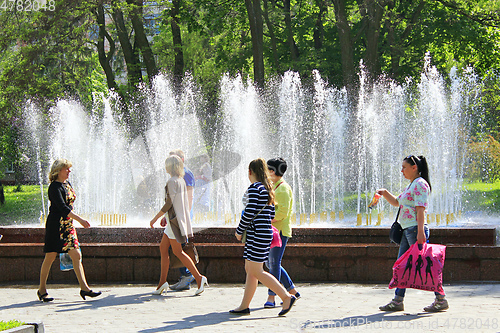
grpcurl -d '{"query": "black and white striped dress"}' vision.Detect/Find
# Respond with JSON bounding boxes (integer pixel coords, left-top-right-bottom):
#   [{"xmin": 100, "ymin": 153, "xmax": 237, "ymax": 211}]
[{"xmin": 236, "ymin": 182, "xmax": 275, "ymax": 262}]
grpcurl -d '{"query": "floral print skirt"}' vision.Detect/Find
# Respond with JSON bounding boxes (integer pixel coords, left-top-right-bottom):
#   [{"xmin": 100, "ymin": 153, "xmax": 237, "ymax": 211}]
[{"xmin": 60, "ymin": 218, "xmax": 80, "ymax": 252}]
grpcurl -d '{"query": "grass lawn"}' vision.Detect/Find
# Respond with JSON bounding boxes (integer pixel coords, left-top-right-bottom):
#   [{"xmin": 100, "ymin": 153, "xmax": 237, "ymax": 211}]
[
  {"xmin": 0, "ymin": 185, "xmax": 48, "ymax": 225},
  {"xmin": 462, "ymin": 180, "xmax": 500, "ymax": 214},
  {"xmin": 0, "ymin": 320, "xmax": 24, "ymax": 331}
]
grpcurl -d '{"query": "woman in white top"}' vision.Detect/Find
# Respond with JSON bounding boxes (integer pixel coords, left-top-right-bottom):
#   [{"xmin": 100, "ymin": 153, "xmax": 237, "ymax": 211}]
[
  {"xmin": 149, "ymin": 155, "xmax": 208, "ymax": 296},
  {"xmin": 377, "ymin": 155, "xmax": 448, "ymax": 313}
]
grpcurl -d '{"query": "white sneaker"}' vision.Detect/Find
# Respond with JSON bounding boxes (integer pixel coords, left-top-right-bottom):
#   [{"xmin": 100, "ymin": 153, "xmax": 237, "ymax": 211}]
[{"xmin": 169, "ymin": 275, "xmax": 194, "ymax": 291}]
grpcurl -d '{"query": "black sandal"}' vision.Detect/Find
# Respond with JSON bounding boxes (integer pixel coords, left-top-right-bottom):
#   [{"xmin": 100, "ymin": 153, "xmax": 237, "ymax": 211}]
[{"xmin": 37, "ymin": 290, "xmax": 54, "ymax": 302}]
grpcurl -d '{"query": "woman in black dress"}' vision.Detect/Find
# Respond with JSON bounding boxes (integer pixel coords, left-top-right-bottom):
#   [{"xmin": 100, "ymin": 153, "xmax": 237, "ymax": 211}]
[{"xmin": 37, "ymin": 158, "xmax": 101, "ymax": 302}]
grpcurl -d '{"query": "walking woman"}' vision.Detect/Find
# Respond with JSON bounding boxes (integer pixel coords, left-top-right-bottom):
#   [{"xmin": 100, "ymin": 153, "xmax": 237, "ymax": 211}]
[
  {"xmin": 263, "ymin": 157, "xmax": 300, "ymax": 308},
  {"xmin": 149, "ymin": 155, "xmax": 208, "ymax": 296},
  {"xmin": 377, "ymin": 155, "xmax": 449, "ymax": 312},
  {"xmin": 231, "ymin": 158, "xmax": 296, "ymax": 316},
  {"xmin": 38, "ymin": 159, "xmax": 101, "ymax": 302}
]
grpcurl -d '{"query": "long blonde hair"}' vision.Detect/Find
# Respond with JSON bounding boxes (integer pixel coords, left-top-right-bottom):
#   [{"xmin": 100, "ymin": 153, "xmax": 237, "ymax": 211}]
[
  {"xmin": 48, "ymin": 158, "xmax": 72, "ymax": 182},
  {"xmin": 165, "ymin": 155, "xmax": 185, "ymax": 177},
  {"xmin": 249, "ymin": 158, "xmax": 275, "ymax": 205}
]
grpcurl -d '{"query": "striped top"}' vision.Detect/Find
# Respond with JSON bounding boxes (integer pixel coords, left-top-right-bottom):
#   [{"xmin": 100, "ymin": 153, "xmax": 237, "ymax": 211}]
[{"xmin": 236, "ymin": 182, "xmax": 275, "ymax": 236}]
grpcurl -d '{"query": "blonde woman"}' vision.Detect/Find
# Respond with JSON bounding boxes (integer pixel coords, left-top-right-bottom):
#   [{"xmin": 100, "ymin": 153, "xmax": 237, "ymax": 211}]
[
  {"xmin": 37, "ymin": 159, "xmax": 101, "ymax": 302},
  {"xmin": 231, "ymin": 158, "xmax": 296, "ymax": 316},
  {"xmin": 149, "ymin": 155, "xmax": 208, "ymax": 295}
]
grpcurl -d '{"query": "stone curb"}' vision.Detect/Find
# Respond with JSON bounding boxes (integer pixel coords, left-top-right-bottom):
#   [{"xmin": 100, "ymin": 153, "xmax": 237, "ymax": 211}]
[{"xmin": 3, "ymin": 322, "xmax": 44, "ymax": 333}]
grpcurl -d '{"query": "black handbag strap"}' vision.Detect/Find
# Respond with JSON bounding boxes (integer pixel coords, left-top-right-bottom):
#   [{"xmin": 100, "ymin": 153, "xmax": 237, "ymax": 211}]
[{"xmin": 394, "ymin": 207, "xmax": 401, "ymax": 222}]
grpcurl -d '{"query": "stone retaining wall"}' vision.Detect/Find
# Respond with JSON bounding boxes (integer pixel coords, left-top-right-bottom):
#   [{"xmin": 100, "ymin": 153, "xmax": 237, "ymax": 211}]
[{"xmin": 1, "ymin": 227, "xmax": 498, "ymax": 284}]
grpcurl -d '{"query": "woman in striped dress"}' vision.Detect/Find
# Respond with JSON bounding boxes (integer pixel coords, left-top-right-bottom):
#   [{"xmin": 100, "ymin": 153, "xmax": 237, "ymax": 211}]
[{"xmin": 231, "ymin": 158, "xmax": 296, "ymax": 316}]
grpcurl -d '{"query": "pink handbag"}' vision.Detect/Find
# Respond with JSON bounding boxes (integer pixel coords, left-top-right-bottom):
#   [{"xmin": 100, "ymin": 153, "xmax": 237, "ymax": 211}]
[
  {"xmin": 389, "ymin": 243, "xmax": 446, "ymax": 294},
  {"xmin": 270, "ymin": 226, "xmax": 282, "ymax": 248}
]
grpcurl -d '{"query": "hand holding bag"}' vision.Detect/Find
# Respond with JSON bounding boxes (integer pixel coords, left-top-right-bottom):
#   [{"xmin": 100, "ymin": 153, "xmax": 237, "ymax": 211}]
[
  {"xmin": 169, "ymin": 243, "xmax": 199, "ymax": 268},
  {"xmin": 389, "ymin": 207, "xmax": 403, "ymax": 244},
  {"xmin": 389, "ymin": 243, "xmax": 446, "ymax": 294},
  {"xmin": 240, "ymin": 206, "xmax": 265, "ymax": 244},
  {"xmin": 270, "ymin": 226, "xmax": 282, "ymax": 248}
]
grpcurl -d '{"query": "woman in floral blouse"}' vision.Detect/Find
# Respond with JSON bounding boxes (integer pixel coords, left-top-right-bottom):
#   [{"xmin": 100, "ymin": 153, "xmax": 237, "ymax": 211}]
[{"xmin": 376, "ymin": 155, "xmax": 448, "ymax": 313}]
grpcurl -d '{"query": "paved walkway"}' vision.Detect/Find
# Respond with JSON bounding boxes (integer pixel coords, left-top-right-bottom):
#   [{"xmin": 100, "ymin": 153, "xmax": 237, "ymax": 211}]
[{"xmin": 0, "ymin": 283, "xmax": 499, "ymax": 332}]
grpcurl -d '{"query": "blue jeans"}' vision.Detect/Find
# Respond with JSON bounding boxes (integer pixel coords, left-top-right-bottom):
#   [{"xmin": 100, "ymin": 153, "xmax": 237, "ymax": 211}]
[
  {"xmin": 395, "ymin": 225, "xmax": 444, "ymax": 298},
  {"xmin": 179, "ymin": 267, "xmax": 191, "ymax": 276},
  {"xmin": 265, "ymin": 232, "xmax": 295, "ymax": 296}
]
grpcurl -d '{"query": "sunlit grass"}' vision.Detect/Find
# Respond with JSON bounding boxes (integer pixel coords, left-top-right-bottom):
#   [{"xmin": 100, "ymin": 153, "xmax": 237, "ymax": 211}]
[
  {"xmin": 0, "ymin": 320, "xmax": 25, "ymax": 331},
  {"xmin": 0, "ymin": 185, "xmax": 48, "ymax": 225},
  {"xmin": 462, "ymin": 180, "xmax": 500, "ymax": 214}
]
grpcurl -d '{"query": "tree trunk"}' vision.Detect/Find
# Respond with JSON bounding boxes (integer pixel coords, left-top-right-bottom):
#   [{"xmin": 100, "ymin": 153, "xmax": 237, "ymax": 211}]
[
  {"xmin": 171, "ymin": 0, "xmax": 184, "ymax": 94},
  {"xmin": 245, "ymin": 0, "xmax": 265, "ymax": 87},
  {"xmin": 358, "ymin": 0, "xmax": 387, "ymax": 81},
  {"xmin": 111, "ymin": 3, "xmax": 142, "ymax": 88},
  {"xmin": 94, "ymin": 3, "xmax": 118, "ymax": 91},
  {"xmin": 388, "ymin": 0, "xmax": 425, "ymax": 80},
  {"xmin": 333, "ymin": 0, "xmax": 356, "ymax": 89},
  {"xmin": 283, "ymin": 0, "xmax": 299, "ymax": 63},
  {"xmin": 263, "ymin": 0, "xmax": 280, "ymax": 72},
  {"xmin": 313, "ymin": 0, "xmax": 327, "ymax": 50},
  {"xmin": 127, "ymin": 0, "xmax": 159, "ymax": 85}
]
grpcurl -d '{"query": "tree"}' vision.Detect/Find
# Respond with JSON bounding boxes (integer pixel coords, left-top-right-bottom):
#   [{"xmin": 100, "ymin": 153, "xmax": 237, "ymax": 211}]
[{"xmin": 245, "ymin": 0, "xmax": 265, "ymax": 87}]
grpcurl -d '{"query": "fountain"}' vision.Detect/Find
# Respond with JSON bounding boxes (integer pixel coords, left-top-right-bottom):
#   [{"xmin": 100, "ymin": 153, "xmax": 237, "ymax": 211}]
[
  {"xmin": 1, "ymin": 58, "xmax": 498, "ymax": 284},
  {"xmin": 13, "ymin": 58, "xmax": 489, "ymax": 227}
]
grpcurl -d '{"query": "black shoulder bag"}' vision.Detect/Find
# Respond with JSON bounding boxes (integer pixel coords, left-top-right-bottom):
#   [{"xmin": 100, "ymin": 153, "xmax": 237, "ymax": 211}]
[{"xmin": 389, "ymin": 207, "xmax": 403, "ymax": 244}]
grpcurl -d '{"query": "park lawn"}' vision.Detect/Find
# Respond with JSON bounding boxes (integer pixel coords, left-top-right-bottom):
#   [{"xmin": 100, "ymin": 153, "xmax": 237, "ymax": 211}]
[
  {"xmin": 0, "ymin": 185, "xmax": 47, "ymax": 225},
  {"xmin": 0, "ymin": 320, "xmax": 25, "ymax": 331},
  {"xmin": 462, "ymin": 180, "xmax": 500, "ymax": 214}
]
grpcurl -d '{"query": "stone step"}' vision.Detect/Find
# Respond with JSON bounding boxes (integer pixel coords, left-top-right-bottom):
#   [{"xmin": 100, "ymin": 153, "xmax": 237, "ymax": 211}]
[{"xmin": 1, "ymin": 227, "xmax": 497, "ymax": 245}]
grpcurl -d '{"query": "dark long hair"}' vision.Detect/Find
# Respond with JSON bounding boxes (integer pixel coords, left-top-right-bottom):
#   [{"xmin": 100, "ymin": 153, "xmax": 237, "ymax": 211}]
[
  {"xmin": 404, "ymin": 155, "xmax": 432, "ymax": 191},
  {"xmin": 249, "ymin": 158, "xmax": 275, "ymax": 205}
]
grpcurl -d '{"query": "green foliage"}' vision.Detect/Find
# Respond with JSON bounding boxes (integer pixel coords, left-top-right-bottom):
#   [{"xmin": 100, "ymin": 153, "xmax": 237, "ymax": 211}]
[
  {"xmin": 465, "ymin": 135, "xmax": 500, "ymax": 181},
  {"xmin": 0, "ymin": 320, "xmax": 25, "ymax": 331}
]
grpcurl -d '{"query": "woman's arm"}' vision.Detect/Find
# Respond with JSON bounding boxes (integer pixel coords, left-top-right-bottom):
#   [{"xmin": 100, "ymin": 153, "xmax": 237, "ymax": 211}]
[
  {"xmin": 376, "ymin": 188, "xmax": 399, "ymax": 207},
  {"xmin": 415, "ymin": 206, "xmax": 426, "ymax": 244},
  {"xmin": 49, "ymin": 183, "xmax": 90, "ymax": 227},
  {"xmin": 236, "ymin": 185, "xmax": 262, "ymax": 235},
  {"xmin": 68, "ymin": 211, "xmax": 90, "ymax": 228},
  {"xmin": 272, "ymin": 186, "xmax": 290, "ymax": 223},
  {"xmin": 150, "ymin": 210, "xmax": 165, "ymax": 228},
  {"xmin": 48, "ymin": 183, "xmax": 72, "ymax": 217},
  {"xmin": 152, "ymin": 183, "xmax": 173, "ymax": 228}
]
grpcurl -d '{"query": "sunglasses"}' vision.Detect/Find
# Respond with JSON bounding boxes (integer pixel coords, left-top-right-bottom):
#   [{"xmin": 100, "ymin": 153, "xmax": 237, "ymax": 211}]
[{"xmin": 405, "ymin": 155, "xmax": 420, "ymax": 165}]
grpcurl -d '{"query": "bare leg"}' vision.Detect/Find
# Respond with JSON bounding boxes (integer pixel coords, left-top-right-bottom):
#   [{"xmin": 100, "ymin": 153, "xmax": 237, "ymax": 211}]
[
  {"xmin": 157, "ymin": 234, "xmax": 171, "ymax": 289},
  {"xmin": 170, "ymin": 239, "xmax": 205, "ymax": 288},
  {"xmin": 68, "ymin": 248, "xmax": 91, "ymax": 291},
  {"xmin": 235, "ymin": 260, "xmax": 292, "ymax": 311},
  {"xmin": 38, "ymin": 252, "xmax": 57, "ymax": 295},
  {"xmin": 267, "ymin": 287, "xmax": 298, "ymax": 303}
]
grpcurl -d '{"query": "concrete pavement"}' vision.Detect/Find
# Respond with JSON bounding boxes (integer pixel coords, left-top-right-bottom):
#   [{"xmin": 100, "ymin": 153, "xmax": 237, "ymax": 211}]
[{"xmin": 0, "ymin": 283, "xmax": 499, "ymax": 332}]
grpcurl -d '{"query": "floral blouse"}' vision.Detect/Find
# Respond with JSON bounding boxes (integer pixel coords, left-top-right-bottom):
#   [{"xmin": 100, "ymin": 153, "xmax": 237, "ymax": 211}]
[{"xmin": 397, "ymin": 177, "xmax": 430, "ymax": 229}]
